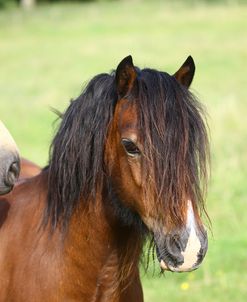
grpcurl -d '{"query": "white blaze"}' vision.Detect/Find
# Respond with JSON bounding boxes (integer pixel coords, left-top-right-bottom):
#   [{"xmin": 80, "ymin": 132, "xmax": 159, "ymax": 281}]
[{"xmin": 170, "ymin": 200, "xmax": 201, "ymax": 272}]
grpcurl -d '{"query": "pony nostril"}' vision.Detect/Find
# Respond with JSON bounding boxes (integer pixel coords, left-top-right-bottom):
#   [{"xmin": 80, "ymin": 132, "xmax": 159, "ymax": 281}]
[
  {"xmin": 4, "ymin": 161, "xmax": 20, "ymax": 187},
  {"xmin": 173, "ymin": 234, "xmax": 181, "ymax": 250},
  {"xmin": 164, "ymin": 235, "xmax": 184, "ymax": 267},
  {"xmin": 167, "ymin": 235, "xmax": 181, "ymax": 254}
]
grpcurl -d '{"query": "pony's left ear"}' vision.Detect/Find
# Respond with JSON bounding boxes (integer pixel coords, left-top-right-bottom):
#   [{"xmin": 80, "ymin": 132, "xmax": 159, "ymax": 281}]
[
  {"xmin": 173, "ymin": 56, "xmax": 195, "ymax": 88},
  {"xmin": 115, "ymin": 55, "xmax": 137, "ymax": 98}
]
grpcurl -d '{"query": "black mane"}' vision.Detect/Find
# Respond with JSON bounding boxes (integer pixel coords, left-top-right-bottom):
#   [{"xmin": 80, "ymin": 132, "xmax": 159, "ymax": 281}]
[
  {"xmin": 45, "ymin": 66, "xmax": 209, "ymax": 230},
  {"xmin": 45, "ymin": 73, "xmax": 117, "ymax": 229}
]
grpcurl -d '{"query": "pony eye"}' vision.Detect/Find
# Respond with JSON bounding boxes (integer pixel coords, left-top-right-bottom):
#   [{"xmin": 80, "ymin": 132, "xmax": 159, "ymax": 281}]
[{"xmin": 121, "ymin": 139, "xmax": 140, "ymax": 157}]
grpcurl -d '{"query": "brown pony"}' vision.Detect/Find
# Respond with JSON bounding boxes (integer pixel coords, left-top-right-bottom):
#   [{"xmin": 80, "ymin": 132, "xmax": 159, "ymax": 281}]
[
  {"xmin": 0, "ymin": 120, "xmax": 20, "ymax": 195},
  {"xmin": 0, "ymin": 56, "xmax": 209, "ymax": 301}
]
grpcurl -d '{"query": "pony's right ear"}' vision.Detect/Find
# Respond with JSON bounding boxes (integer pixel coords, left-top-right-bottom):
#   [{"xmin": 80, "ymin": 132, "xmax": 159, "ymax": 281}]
[{"xmin": 115, "ymin": 55, "xmax": 137, "ymax": 98}]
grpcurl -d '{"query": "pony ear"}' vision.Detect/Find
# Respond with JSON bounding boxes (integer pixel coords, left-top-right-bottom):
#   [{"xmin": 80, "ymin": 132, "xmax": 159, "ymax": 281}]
[
  {"xmin": 115, "ymin": 55, "xmax": 137, "ymax": 98},
  {"xmin": 173, "ymin": 56, "xmax": 195, "ymax": 88}
]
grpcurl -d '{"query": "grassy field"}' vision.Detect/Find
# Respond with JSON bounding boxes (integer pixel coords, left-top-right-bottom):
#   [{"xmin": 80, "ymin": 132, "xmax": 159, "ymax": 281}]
[{"xmin": 0, "ymin": 1, "xmax": 246, "ymax": 301}]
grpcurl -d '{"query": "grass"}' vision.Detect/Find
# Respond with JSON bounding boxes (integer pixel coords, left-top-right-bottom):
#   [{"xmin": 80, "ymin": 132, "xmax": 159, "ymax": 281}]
[{"xmin": 0, "ymin": 1, "xmax": 247, "ymax": 301}]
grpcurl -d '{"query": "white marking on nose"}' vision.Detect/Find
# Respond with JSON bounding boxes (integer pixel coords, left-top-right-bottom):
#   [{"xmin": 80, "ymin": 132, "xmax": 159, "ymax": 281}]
[
  {"xmin": 170, "ymin": 200, "xmax": 201, "ymax": 272},
  {"xmin": 0, "ymin": 120, "xmax": 18, "ymax": 153}
]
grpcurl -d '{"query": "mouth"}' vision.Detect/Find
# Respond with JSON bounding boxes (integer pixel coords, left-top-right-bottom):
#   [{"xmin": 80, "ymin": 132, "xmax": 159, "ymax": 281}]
[
  {"xmin": 156, "ymin": 244, "xmax": 198, "ymax": 272},
  {"xmin": 158, "ymin": 255, "xmax": 169, "ymax": 271},
  {"xmin": 155, "ymin": 243, "xmax": 175, "ymax": 272},
  {"xmin": 154, "ymin": 230, "xmax": 184, "ymax": 271}
]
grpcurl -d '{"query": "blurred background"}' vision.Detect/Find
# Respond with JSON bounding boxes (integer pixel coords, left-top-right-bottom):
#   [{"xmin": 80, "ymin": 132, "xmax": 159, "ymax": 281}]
[{"xmin": 0, "ymin": 0, "xmax": 246, "ymax": 301}]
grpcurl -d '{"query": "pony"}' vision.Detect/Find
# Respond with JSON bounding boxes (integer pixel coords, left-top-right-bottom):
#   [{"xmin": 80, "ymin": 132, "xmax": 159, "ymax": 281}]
[
  {"xmin": 0, "ymin": 120, "xmax": 20, "ymax": 195},
  {"xmin": 0, "ymin": 56, "xmax": 209, "ymax": 301}
]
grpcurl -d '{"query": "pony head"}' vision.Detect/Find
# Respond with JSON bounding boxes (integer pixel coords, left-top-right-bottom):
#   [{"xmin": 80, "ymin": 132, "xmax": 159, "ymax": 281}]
[
  {"xmin": 47, "ymin": 56, "xmax": 209, "ymax": 272},
  {"xmin": 104, "ymin": 56, "xmax": 209, "ymax": 272}
]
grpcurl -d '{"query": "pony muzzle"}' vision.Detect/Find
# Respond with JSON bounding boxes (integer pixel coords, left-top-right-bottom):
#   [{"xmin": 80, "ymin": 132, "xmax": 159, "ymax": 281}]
[
  {"xmin": 155, "ymin": 201, "xmax": 208, "ymax": 272},
  {"xmin": 0, "ymin": 120, "xmax": 20, "ymax": 194}
]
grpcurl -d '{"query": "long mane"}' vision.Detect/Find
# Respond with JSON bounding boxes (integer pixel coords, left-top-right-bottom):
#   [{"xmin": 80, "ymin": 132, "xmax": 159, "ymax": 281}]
[
  {"xmin": 45, "ymin": 73, "xmax": 117, "ymax": 229},
  {"xmin": 45, "ymin": 67, "xmax": 209, "ymax": 230}
]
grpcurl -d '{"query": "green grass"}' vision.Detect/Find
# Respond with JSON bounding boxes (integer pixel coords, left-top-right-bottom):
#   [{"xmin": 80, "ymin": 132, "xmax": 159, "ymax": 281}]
[{"xmin": 0, "ymin": 1, "xmax": 247, "ymax": 301}]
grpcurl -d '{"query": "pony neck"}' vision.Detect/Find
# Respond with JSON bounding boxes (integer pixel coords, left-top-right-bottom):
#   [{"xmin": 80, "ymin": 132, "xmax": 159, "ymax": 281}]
[{"xmin": 61, "ymin": 180, "xmax": 145, "ymax": 299}]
